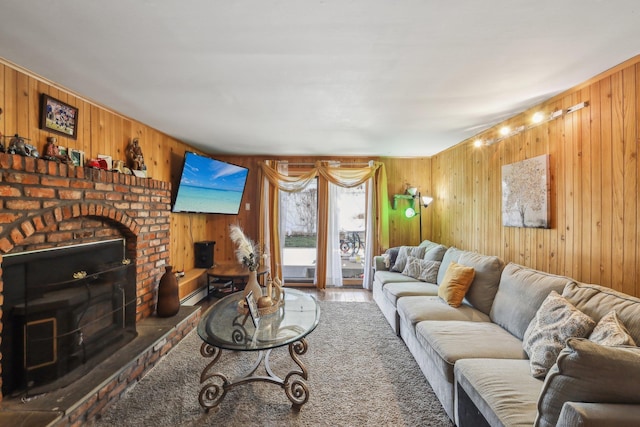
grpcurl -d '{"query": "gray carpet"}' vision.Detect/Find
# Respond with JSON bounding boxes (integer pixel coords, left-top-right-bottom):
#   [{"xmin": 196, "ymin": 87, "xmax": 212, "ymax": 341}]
[{"xmin": 91, "ymin": 301, "xmax": 453, "ymax": 426}]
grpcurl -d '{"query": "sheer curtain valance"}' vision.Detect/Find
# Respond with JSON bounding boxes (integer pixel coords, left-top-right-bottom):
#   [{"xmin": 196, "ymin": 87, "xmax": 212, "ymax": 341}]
[{"xmin": 258, "ymin": 160, "xmax": 389, "ymax": 289}]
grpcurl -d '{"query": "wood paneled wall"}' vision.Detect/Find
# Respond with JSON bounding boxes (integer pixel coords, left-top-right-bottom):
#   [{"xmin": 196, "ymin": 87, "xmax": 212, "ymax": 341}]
[
  {"xmin": 431, "ymin": 55, "xmax": 640, "ymax": 298},
  {"xmin": 382, "ymin": 157, "xmax": 432, "ymax": 247},
  {"xmin": 0, "ymin": 59, "xmax": 209, "ymax": 272}
]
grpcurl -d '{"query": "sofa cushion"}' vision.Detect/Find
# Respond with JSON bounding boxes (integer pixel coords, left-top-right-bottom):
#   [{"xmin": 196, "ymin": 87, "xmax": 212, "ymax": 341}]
[
  {"xmin": 556, "ymin": 402, "xmax": 640, "ymax": 427},
  {"xmin": 438, "ymin": 261, "xmax": 475, "ymax": 307},
  {"xmin": 401, "ymin": 256, "xmax": 440, "ymax": 283},
  {"xmin": 563, "ymin": 281, "xmax": 640, "ymax": 344},
  {"xmin": 490, "ymin": 263, "xmax": 572, "ymax": 340},
  {"xmin": 436, "ymin": 247, "xmax": 464, "ymax": 285},
  {"xmin": 523, "ymin": 291, "xmax": 595, "ymax": 378},
  {"xmin": 374, "ymin": 270, "xmax": 418, "ymax": 286},
  {"xmin": 536, "ymin": 338, "xmax": 640, "ymax": 427},
  {"xmin": 455, "ymin": 358, "xmax": 541, "ymax": 427},
  {"xmin": 424, "ymin": 244, "xmax": 447, "ymax": 262},
  {"xmin": 416, "ymin": 321, "xmax": 527, "ymax": 383},
  {"xmin": 418, "ymin": 239, "xmax": 441, "ymax": 252},
  {"xmin": 589, "ymin": 310, "xmax": 636, "ymax": 347},
  {"xmin": 397, "ymin": 296, "xmax": 491, "ymax": 329},
  {"xmin": 458, "ymin": 252, "xmax": 504, "ymax": 315},
  {"xmin": 382, "ymin": 282, "xmax": 439, "ymax": 306},
  {"xmin": 391, "ymin": 245, "xmax": 426, "ymax": 272}
]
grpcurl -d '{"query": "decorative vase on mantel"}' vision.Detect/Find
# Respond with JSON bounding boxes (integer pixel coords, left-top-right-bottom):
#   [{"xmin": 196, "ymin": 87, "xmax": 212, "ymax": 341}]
[
  {"xmin": 243, "ymin": 269, "xmax": 262, "ymax": 303},
  {"xmin": 157, "ymin": 265, "xmax": 180, "ymax": 317}
]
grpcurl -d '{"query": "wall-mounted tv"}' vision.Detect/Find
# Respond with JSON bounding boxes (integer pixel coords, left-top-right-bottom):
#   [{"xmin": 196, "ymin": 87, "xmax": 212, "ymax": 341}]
[{"xmin": 172, "ymin": 152, "xmax": 249, "ymax": 215}]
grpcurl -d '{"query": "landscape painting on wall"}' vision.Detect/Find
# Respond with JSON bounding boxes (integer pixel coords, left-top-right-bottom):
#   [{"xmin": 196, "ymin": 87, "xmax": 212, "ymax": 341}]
[{"xmin": 502, "ymin": 154, "xmax": 550, "ymax": 228}]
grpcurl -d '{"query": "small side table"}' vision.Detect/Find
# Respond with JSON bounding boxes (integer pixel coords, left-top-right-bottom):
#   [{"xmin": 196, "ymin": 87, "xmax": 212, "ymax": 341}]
[{"xmin": 206, "ymin": 264, "xmax": 269, "ymax": 299}]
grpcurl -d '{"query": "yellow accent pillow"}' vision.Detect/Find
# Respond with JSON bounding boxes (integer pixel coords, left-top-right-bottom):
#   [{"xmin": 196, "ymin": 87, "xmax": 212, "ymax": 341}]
[{"xmin": 438, "ymin": 261, "xmax": 476, "ymax": 307}]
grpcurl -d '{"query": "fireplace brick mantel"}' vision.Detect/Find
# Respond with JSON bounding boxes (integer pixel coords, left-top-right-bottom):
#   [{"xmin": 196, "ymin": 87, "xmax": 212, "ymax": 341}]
[{"xmin": 0, "ymin": 152, "xmax": 173, "ymax": 401}]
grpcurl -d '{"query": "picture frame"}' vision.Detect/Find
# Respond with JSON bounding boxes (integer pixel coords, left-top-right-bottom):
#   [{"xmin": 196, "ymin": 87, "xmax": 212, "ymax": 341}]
[
  {"xmin": 245, "ymin": 291, "xmax": 260, "ymax": 328},
  {"xmin": 502, "ymin": 154, "xmax": 550, "ymax": 228},
  {"xmin": 40, "ymin": 94, "xmax": 79, "ymax": 139},
  {"xmin": 69, "ymin": 149, "xmax": 85, "ymax": 167}
]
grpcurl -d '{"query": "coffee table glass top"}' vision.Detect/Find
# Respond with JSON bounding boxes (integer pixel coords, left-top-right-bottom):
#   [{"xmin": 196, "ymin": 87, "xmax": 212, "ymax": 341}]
[{"xmin": 197, "ymin": 288, "xmax": 320, "ymax": 351}]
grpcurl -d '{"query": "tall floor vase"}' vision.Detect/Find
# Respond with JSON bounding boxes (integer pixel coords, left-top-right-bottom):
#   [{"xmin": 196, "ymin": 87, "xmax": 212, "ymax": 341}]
[{"xmin": 157, "ymin": 265, "xmax": 180, "ymax": 317}]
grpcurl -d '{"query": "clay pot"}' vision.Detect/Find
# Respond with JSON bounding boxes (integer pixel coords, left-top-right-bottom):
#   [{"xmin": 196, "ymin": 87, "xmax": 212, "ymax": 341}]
[{"xmin": 157, "ymin": 265, "xmax": 180, "ymax": 317}]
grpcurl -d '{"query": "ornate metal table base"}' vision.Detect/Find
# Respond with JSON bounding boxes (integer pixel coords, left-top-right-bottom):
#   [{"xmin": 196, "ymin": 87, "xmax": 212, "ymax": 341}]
[{"xmin": 198, "ymin": 338, "xmax": 310, "ymax": 412}]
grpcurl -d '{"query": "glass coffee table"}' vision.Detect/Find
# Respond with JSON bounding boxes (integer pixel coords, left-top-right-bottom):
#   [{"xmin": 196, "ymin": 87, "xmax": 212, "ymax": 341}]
[{"xmin": 197, "ymin": 288, "xmax": 320, "ymax": 411}]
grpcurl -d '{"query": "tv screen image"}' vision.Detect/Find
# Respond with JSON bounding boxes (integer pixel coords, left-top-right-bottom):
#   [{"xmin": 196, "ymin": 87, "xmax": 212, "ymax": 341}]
[{"xmin": 172, "ymin": 152, "xmax": 249, "ymax": 214}]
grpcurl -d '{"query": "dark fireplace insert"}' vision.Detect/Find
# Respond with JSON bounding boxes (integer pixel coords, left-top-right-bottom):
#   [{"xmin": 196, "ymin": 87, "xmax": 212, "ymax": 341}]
[{"xmin": 1, "ymin": 239, "xmax": 137, "ymax": 397}]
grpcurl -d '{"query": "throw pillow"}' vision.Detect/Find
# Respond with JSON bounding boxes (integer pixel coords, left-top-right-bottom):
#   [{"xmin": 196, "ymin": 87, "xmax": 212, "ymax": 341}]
[
  {"xmin": 401, "ymin": 256, "xmax": 422, "ymax": 279},
  {"xmin": 401, "ymin": 257, "xmax": 441, "ymax": 283},
  {"xmin": 391, "ymin": 246, "xmax": 426, "ymax": 272},
  {"xmin": 535, "ymin": 338, "xmax": 640, "ymax": 427},
  {"xmin": 522, "ymin": 291, "xmax": 595, "ymax": 378},
  {"xmin": 437, "ymin": 261, "xmax": 475, "ymax": 307},
  {"xmin": 418, "ymin": 260, "xmax": 441, "ymax": 283},
  {"xmin": 589, "ymin": 310, "xmax": 637, "ymax": 347},
  {"xmin": 384, "ymin": 247, "xmax": 400, "ymax": 270}
]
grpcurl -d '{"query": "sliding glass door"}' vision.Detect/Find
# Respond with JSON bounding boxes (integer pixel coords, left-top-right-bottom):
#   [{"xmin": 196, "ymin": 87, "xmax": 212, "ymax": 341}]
[
  {"xmin": 335, "ymin": 183, "xmax": 366, "ymax": 285},
  {"xmin": 280, "ymin": 178, "xmax": 318, "ymax": 284}
]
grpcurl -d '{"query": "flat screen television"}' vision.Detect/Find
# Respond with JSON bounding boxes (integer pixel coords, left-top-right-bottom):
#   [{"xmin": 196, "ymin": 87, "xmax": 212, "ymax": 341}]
[{"xmin": 172, "ymin": 152, "xmax": 249, "ymax": 214}]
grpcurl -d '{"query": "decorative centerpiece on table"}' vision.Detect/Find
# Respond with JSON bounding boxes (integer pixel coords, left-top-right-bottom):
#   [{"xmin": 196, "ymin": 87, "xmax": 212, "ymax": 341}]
[{"xmin": 229, "ymin": 225, "xmax": 284, "ymax": 316}]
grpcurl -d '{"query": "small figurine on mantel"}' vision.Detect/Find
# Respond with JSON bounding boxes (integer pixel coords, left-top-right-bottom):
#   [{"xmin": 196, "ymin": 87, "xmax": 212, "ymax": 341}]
[
  {"xmin": 127, "ymin": 138, "xmax": 146, "ymax": 171},
  {"xmin": 43, "ymin": 136, "xmax": 70, "ymax": 163}
]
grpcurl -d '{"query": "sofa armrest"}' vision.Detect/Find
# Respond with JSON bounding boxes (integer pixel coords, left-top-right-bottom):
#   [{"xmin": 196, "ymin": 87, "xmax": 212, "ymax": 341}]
[
  {"xmin": 557, "ymin": 402, "xmax": 640, "ymax": 427},
  {"xmin": 374, "ymin": 255, "xmax": 389, "ymax": 272}
]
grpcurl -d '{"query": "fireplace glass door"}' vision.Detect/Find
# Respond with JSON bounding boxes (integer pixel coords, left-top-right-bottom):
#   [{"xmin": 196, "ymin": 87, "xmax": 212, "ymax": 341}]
[{"xmin": 1, "ymin": 239, "xmax": 137, "ymax": 397}]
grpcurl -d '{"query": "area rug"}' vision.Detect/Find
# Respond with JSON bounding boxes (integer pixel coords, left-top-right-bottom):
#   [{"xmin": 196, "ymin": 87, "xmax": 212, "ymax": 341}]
[{"xmin": 91, "ymin": 301, "xmax": 453, "ymax": 427}]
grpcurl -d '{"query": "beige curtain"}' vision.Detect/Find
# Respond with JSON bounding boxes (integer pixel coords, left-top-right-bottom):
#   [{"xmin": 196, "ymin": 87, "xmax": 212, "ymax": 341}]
[{"xmin": 259, "ymin": 160, "xmax": 389, "ymax": 289}]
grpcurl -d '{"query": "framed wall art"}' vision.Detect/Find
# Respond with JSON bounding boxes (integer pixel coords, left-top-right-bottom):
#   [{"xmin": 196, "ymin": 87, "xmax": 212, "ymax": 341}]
[
  {"xmin": 40, "ymin": 94, "xmax": 79, "ymax": 139},
  {"xmin": 502, "ymin": 154, "xmax": 550, "ymax": 228}
]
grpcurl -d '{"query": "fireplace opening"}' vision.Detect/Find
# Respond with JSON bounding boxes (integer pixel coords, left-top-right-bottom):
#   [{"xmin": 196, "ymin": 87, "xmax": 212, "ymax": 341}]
[{"xmin": 1, "ymin": 239, "xmax": 137, "ymax": 397}]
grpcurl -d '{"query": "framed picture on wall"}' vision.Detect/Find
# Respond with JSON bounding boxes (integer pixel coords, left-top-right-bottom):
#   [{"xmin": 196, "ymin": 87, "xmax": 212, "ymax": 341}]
[
  {"xmin": 40, "ymin": 94, "xmax": 79, "ymax": 139},
  {"xmin": 502, "ymin": 154, "xmax": 550, "ymax": 228}
]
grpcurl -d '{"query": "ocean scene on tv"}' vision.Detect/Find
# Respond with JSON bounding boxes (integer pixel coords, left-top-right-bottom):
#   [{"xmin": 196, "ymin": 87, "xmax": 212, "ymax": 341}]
[{"xmin": 172, "ymin": 153, "xmax": 249, "ymax": 214}]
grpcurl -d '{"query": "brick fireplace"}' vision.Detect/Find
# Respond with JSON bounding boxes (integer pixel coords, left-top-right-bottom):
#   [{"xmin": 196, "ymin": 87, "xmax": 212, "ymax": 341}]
[{"xmin": 0, "ymin": 152, "xmax": 172, "ymax": 402}]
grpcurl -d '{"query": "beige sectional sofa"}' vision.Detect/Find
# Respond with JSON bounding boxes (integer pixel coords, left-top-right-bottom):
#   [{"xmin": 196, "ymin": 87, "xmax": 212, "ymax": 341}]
[{"xmin": 373, "ymin": 240, "xmax": 640, "ymax": 426}]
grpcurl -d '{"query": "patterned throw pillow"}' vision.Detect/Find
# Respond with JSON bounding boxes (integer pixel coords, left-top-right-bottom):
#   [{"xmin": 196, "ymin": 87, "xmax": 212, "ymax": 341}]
[
  {"xmin": 401, "ymin": 257, "xmax": 441, "ymax": 283},
  {"xmin": 437, "ymin": 261, "xmax": 475, "ymax": 307},
  {"xmin": 589, "ymin": 310, "xmax": 637, "ymax": 347},
  {"xmin": 418, "ymin": 260, "xmax": 441, "ymax": 283},
  {"xmin": 523, "ymin": 291, "xmax": 596, "ymax": 378},
  {"xmin": 391, "ymin": 246, "xmax": 426, "ymax": 272},
  {"xmin": 401, "ymin": 256, "xmax": 423, "ymax": 279}
]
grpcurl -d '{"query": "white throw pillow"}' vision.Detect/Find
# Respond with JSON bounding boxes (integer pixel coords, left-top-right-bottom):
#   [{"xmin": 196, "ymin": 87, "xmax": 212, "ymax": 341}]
[
  {"xmin": 522, "ymin": 291, "xmax": 595, "ymax": 378},
  {"xmin": 589, "ymin": 310, "xmax": 637, "ymax": 347}
]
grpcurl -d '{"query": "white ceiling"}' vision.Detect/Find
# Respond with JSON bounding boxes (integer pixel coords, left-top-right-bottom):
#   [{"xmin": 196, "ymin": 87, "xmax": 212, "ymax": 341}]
[{"xmin": 1, "ymin": 1, "xmax": 639, "ymax": 157}]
